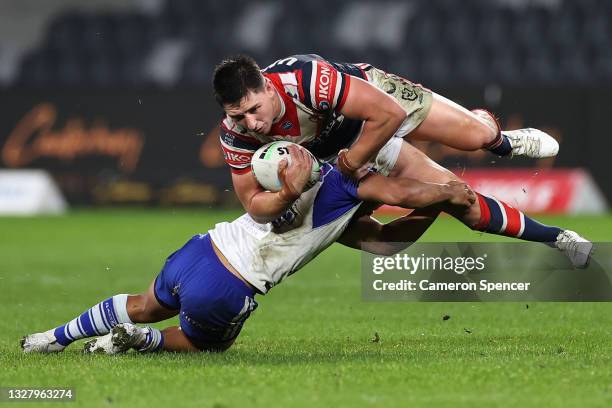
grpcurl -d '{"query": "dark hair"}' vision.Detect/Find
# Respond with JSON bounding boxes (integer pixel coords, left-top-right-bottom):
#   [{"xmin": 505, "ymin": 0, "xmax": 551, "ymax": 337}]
[{"xmin": 212, "ymin": 55, "xmax": 264, "ymax": 106}]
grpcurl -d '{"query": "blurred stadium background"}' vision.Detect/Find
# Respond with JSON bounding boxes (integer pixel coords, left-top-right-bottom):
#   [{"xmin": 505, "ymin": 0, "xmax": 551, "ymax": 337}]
[{"xmin": 0, "ymin": 0, "xmax": 610, "ymax": 214}]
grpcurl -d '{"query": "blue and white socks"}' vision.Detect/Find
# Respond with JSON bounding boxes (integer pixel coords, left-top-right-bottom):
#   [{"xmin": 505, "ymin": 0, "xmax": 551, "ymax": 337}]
[
  {"xmin": 51, "ymin": 294, "xmax": 164, "ymax": 352},
  {"xmin": 138, "ymin": 326, "xmax": 164, "ymax": 353},
  {"xmin": 53, "ymin": 294, "xmax": 131, "ymax": 347}
]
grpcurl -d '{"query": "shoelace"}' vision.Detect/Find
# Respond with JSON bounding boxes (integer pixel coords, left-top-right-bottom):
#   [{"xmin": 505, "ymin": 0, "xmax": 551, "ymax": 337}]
[
  {"xmin": 562, "ymin": 234, "xmax": 579, "ymax": 257},
  {"xmin": 511, "ymin": 130, "xmax": 541, "ymax": 157}
]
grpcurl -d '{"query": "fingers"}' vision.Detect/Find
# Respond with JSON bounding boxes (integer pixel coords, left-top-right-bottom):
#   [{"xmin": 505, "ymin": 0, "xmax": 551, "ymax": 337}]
[
  {"xmin": 277, "ymin": 158, "xmax": 288, "ymax": 185},
  {"xmin": 276, "ymin": 145, "xmax": 314, "ymax": 199},
  {"xmin": 278, "ymin": 158, "xmax": 288, "ymax": 171},
  {"xmin": 464, "ymin": 184, "xmax": 476, "ymax": 205},
  {"xmin": 446, "ymin": 181, "xmax": 477, "ymax": 208},
  {"xmin": 277, "ymin": 158, "xmax": 288, "ymax": 178},
  {"xmin": 286, "ymin": 145, "xmax": 312, "ymax": 172}
]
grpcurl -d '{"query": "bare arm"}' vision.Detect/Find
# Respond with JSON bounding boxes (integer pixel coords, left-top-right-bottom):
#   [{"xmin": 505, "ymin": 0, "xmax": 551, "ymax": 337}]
[
  {"xmin": 357, "ymin": 173, "xmax": 475, "ymax": 209},
  {"xmin": 231, "ymin": 145, "xmax": 313, "ymax": 223},
  {"xmin": 337, "ymin": 207, "xmax": 441, "ymax": 255},
  {"xmin": 231, "ymin": 171, "xmax": 292, "ymax": 223},
  {"xmin": 337, "ymin": 77, "xmax": 407, "ymax": 177},
  {"xmin": 339, "ymin": 175, "xmax": 474, "ymax": 254}
]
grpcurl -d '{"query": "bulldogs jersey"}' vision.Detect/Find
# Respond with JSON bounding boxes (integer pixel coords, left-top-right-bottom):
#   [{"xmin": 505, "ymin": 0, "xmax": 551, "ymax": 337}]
[
  {"xmin": 209, "ymin": 163, "xmax": 361, "ymax": 294},
  {"xmin": 220, "ymin": 54, "xmax": 371, "ymax": 174}
]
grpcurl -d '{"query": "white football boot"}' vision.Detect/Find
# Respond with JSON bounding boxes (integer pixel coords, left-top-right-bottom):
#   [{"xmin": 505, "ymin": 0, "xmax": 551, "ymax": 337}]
[
  {"xmin": 502, "ymin": 128, "xmax": 559, "ymax": 158},
  {"xmin": 555, "ymin": 230, "xmax": 593, "ymax": 269},
  {"xmin": 21, "ymin": 330, "xmax": 65, "ymax": 353},
  {"xmin": 83, "ymin": 323, "xmax": 146, "ymax": 355}
]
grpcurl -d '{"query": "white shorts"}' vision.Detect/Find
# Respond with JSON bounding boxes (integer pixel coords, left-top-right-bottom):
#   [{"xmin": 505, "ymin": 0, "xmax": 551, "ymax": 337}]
[
  {"xmin": 372, "ymin": 136, "xmax": 403, "ymax": 176},
  {"xmin": 364, "ymin": 66, "xmax": 433, "ymax": 137},
  {"xmin": 327, "ymin": 135, "xmax": 403, "ymax": 177}
]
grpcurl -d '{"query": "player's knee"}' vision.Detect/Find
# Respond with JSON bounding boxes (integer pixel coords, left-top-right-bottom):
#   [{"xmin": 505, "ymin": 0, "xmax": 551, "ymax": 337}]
[
  {"xmin": 126, "ymin": 294, "xmax": 148, "ymax": 322},
  {"xmin": 471, "ymin": 108, "xmax": 501, "ymax": 146}
]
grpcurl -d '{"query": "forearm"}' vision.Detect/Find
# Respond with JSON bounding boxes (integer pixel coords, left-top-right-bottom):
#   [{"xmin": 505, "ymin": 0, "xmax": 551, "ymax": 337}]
[
  {"xmin": 246, "ymin": 190, "xmax": 295, "ymax": 223},
  {"xmin": 365, "ymin": 209, "xmax": 440, "ymax": 255},
  {"xmin": 348, "ymin": 114, "xmax": 405, "ymax": 167},
  {"xmin": 339, "ymin": 208, "xmax": 440, "ymax": 256},
  {"xmin": 338, "ymin": 77, "xmax": 407, "ymax": 171},
  {"xmin": 378, "ymin": 208, "xmax": 440, "ymax": 243},
  {"xmin": 232, "ymin": 168, "xmax": 301, "ymax": 224},
  {"xmin": 396, "ymin": 181, "xmax": 453, "ymax": 209}
]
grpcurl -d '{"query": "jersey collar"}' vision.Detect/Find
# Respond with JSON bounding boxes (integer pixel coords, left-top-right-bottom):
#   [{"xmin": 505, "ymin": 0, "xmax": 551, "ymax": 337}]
[{"xmin": 272, "ymin": 88, "xmax": 286, "ymax": 124}]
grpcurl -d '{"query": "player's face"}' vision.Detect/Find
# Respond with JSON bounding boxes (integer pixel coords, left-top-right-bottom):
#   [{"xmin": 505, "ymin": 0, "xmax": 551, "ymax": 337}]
[{"xmin": 224, "ymin": 79, "xmax": 280, "ymax": 134}]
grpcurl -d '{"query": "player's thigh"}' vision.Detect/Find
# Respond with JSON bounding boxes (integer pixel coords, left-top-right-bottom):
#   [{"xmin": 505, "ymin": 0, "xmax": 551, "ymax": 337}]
[
  {"xmin": 408, "ymin": 93, "xmax": 495, "ymax": 149},
  {"xmin": 389, "ymin": 140, "xmax": 461, "ymax": 184},
  {"xmin": 160, "ymin": 326, "xmax": 202, "ymax": 352},
  {"xmin": 128, "ymin": 278, "xmax": 178, "ymax": 323},
  {"xmin": 146, "ymin": 278, "xmax": 179, "ymax": 318}
]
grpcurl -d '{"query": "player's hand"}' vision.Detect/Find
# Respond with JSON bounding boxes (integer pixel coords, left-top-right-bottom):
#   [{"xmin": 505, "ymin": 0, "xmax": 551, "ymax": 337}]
[
  {"xmin": 277, "ymin": 145, "xmax": 313, "ymax": 203},
  {"xmin": 337, "ymin": 148, "xmax": 371, "ymax": 180},
  {"xmin": 445, "ymin": 181, "xmax": 476, "ymax": 208}
]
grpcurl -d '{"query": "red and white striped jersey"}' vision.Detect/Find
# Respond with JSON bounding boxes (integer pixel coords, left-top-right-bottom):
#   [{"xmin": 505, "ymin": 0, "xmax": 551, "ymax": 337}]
[{"xmin": 219, "ymin": 54, "xmax": 370, "ymax": 174}]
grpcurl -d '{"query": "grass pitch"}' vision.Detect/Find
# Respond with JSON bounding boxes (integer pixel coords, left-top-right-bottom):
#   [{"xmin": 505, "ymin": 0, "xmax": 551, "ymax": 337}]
[{"xmin": 1, "ymin": 210, "xmax": 611, "ymax": 407}]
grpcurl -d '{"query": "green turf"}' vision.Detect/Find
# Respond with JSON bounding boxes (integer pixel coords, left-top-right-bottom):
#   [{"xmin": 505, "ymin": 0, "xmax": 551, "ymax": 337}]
[{"xmin": 1, "ymin": 210, "xmax": 611, "ymax": 407}]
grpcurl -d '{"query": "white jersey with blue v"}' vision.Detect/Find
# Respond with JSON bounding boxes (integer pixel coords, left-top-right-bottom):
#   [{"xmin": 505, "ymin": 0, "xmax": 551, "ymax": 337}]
[{"xmin": 211, "ymin": 163, "xmax": 361, "ymax": 293}]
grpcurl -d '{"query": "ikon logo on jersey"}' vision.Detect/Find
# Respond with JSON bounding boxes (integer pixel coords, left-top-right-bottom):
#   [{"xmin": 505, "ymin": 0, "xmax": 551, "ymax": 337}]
[
  {"xmin": 318, "ymin": 65, "xmax": 332, "ymax": 99},
  {"xmin": 221, "ymin": 146, "xmax": 252, "ymax": 166},
  {"xmin": 314, "ymin": 63, "xmax": 337, "ymax": 111}
]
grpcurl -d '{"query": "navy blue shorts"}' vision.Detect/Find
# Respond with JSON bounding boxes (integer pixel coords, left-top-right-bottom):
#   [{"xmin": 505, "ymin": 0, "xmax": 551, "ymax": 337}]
[{"xmin": 154, "ymin": 234, "xmax": 258, "ymax": 348}]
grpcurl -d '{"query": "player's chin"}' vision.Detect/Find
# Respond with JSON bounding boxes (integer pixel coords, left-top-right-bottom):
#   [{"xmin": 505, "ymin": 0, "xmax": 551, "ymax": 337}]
[{"xmin": 254, "ymin": 125, "xmax": 267, "ymax": 134}]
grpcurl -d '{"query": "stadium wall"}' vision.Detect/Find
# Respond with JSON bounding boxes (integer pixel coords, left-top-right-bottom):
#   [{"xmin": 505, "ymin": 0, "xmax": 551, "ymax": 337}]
[{"xmin": 0, "ymin": 86, "xmax": 609, "ymax": 209}]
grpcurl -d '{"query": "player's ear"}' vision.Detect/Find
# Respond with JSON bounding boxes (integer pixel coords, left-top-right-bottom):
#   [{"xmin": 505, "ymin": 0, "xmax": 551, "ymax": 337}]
[{"xmin": 264, "ymin": 77, "xmax": 275, "ymax": 94}]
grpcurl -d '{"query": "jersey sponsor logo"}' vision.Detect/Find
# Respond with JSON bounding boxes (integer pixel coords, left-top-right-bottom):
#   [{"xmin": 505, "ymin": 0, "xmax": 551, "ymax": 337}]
[
  {"xmin": 315, "ymin": 64, "xmax": 335, "ymax": 110},
  {"xmin": 221, "ymin": 144, "xmax": 252, "ymax": 166},
  {"xmin": 225, "ymin": 151, "xmax": 251, "ymax": 163},
  {"xmin": 221, "ymin": 131, "xmax": 235, "ymax": 144},
  {"xmin": 318, "ymin": 64, "xmax": 331, "ymax": 99},
  {"xmin": 271, "ymin": 201, "xmax": 305, "ymax": 233}
]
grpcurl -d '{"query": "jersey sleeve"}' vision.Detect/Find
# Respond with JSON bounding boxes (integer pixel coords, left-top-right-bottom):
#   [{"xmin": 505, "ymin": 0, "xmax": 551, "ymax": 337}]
[
  {"xmin": 219, "ymin": 121, "xmax": 263, "ymax": 174},
  {"xmin": 298, "ymin": 60, "xmax": 352, "ymax": 113},
  {"xmin": 312, "ymin": 165, "xmax": 361, "ymax": 228}
]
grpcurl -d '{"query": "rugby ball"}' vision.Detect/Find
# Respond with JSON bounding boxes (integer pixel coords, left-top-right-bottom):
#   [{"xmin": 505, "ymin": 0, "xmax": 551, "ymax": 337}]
[{"xmin": 251, "ymin": 141, "xmax": 321, "ymax": 192}]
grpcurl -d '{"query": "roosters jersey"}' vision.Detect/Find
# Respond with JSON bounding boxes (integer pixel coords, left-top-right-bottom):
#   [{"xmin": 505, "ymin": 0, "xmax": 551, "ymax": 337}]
[
  {"xmin": 209, "ymin": 163, "xmax": 361, "ymax": 294},
  {"xmin": 220, "ymin": 54, "xmax": 371, "ymax": 174}
]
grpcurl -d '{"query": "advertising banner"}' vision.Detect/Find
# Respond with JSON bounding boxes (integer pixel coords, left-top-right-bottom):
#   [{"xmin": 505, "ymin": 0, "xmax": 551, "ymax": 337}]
[{"xmin": 0, "ymin": 87, "xmax": 610, "ymax": 207}]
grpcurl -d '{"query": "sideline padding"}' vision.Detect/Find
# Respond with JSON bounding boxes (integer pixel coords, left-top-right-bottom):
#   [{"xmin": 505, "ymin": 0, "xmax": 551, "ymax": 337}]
[{"xmin": 0, "ymin": 169, "xmax": 67, "ymax": 215}]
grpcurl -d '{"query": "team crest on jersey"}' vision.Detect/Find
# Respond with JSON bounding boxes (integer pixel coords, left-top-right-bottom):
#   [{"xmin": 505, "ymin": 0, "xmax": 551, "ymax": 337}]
[
  {"xmin": 318, "ymin": 101, "xmax": 330, "ymax": 110},
  {"xmin": 282, "ymin": 121, "xmax": 293, "ymax": 130}
]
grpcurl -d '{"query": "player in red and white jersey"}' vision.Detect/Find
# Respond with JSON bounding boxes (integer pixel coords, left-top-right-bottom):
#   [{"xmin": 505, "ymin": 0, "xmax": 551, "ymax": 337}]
[
  {"xmin": 213, "ymin": 54, "xmax": 560, "ymax": 227},
  {"xmin": 218, "ymin": 54, "xmax": 372, "ymax": 174}
]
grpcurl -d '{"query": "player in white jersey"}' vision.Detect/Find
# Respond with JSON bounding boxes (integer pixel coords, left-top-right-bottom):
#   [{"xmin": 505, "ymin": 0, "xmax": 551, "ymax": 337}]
[{"xmin": 21, "ymin": 145, "xmax": 475, "ymax": 354}]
